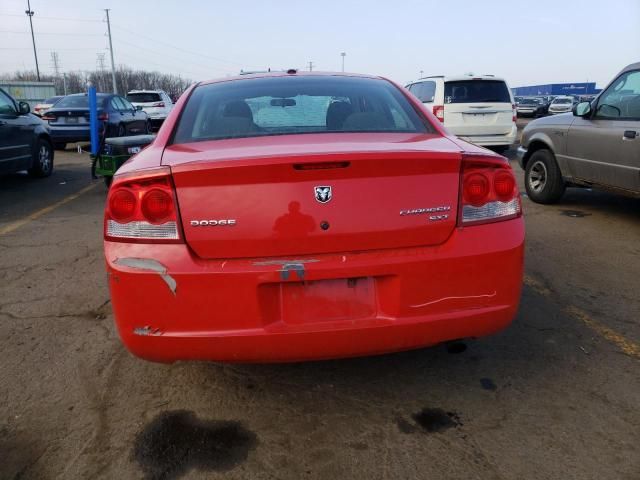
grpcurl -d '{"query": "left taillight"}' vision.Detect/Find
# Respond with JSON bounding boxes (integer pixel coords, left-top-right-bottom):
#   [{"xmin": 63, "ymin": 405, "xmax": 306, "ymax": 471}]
[
  {"xmin": 104, "ymin": 167, "xmax": 182, "ymax": 243},
  {"xmin": 512, "ymin": 103, "xmax": 517, "ymax": 123},
  {"xmin": 458, "ymin": 154, "xmax": 521, "ymax": 226}
]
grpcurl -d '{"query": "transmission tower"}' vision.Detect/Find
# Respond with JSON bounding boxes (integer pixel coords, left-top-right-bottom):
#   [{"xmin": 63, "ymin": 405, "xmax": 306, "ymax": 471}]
[
  {"xmin": 51, "ymin": 51, "xmax": 60, "ymax": 77},
  {"xmin": 97, "ymin": 53, "xmax": 107, "ymax": 91}
]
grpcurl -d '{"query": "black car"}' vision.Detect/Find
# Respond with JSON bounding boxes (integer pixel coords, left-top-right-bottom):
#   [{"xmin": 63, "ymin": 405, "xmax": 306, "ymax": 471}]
[
  {"xmin": 0, "ymin": 87, "xmax": 54, "ymax": 177},
  {"xmin": 42, "ymin": 93, "xmax": 151, "ymax": 150},
  {"xmin": 515, "ymin": 97, "xmax": 546, "ymax": 117}
]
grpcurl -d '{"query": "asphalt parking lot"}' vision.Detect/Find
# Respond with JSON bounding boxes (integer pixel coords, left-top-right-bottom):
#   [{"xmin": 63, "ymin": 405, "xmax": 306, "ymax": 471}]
[{"xmin": 1, "ymin": 125, "xmax": 638, "ymax": 479}]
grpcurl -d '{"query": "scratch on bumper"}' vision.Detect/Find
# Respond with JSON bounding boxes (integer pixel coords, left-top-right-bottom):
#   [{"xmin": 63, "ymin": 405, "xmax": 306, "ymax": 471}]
[{"xmin": 114, "ymin": 257, "xmax": 177, "ymax": 295}]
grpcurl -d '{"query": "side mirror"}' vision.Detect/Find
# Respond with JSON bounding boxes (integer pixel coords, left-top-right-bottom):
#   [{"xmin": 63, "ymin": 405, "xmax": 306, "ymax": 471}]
[
  {"xmin": 18, "ymin": 101, "xmax": 30, "ymax": 115},
  {"xmin": 574, "ymin": 101, "xmax": 591, "ymax": 117},
  {"xmin": 135, "ymin": 105, "xmax": 143, "ymax": 111}
]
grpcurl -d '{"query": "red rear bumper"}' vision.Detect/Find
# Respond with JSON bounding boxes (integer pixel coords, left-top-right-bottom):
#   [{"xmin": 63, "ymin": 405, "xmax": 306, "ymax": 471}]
[{"xmin": 105, "ymin": 218, "xmax": 524, "ymax": 362}]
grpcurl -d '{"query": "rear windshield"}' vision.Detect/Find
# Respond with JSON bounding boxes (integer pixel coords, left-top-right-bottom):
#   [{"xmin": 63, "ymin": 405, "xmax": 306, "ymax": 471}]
[
  {"xmin": 444, "ymin": 80, "xmax": 511, "ymax": 104},
  {"xmin": 520, "ymin": 98, "xmax": 541, "ymax": 105},
  {"xmin": 54, "ymin": 95, "xmax": 108, "ymax": 109},
  {"xmin": 127, "ymin": 92, "xmax": 161, "ymax": 103},
  {"xmin": 172, "ymin": 76, "xmax": 430, "ymax": 144},
  {"xmin": 44, "ymin": 96, "xmax": 62, "ymax": 104},
  {"xmin": 554, "ymin": 98, "xmax": 572, "ymax": 104}
]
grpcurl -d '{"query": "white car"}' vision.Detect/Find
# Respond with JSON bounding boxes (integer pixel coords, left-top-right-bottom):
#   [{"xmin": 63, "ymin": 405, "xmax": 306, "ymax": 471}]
[
  {"xmin": 547, "ymin": 96, "xmax": 575, "ymax": 115},
  {"xmin": 126, "ymin": 90, "xmax": 174, "ymax": 128},
  {"xmin": 406, "ymin": 74, "xmax": 517, "ymax": 152}
]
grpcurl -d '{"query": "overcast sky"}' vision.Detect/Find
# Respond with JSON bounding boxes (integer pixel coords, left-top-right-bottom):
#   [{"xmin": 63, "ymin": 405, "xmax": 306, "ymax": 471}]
[{"xmin": 1, "ymin": 0, "xmax": 639, "ymax": 88}]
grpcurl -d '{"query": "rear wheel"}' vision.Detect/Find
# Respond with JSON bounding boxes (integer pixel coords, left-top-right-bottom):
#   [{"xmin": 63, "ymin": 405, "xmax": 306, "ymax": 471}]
[
  {"xmin": 525, "ymin": 149, "xmax": 565, "ymax": 204},
  {"xmin": 28, "ymin": 139, "xmax": 54, "ymax": 177}
]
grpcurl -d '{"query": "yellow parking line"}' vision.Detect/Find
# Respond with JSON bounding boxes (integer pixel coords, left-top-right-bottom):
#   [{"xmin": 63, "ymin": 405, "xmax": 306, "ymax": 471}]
[
  {"xmin": 525, "ymin": 274, "xmax": 639, "ymax": 359},
  {"xmin": 565, "ymin": 306, "xmax": 640, "ymax": 359},
  {"xmin": 0, "ymin": 183, "xmax": 97, "ymax": 237}
]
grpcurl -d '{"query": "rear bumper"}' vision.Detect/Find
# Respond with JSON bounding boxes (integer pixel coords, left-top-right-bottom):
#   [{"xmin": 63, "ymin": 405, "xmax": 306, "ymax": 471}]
[
  {"xmin": 455, "ymin": 125, "xmax": 518, "ymax": 147},
  {"xmin": 105, "ymin": 218, "xmax": 525, "ymax": 363},
  {"xmin": 49, "ymin": 126, "xmax": 91, "ymax": 143}
]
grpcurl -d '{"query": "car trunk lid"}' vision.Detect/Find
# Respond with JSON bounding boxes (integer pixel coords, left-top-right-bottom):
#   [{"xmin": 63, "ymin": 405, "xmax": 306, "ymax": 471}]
[{"xmin": 164, "ymin": 133, "xmax": 463, "ymax": 259}]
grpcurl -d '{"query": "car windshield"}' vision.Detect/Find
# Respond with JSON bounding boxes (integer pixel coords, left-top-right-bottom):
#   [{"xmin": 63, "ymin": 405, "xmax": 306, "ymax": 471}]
[
  {"xmin": 520, "ymin": 99, "xmax": 540, "ymax": 105},
  {"xmin": 172, "ymin": 75, "xmax": 430, "ymax": 144},
  {"xmin": 127, "ymin": 92, "xmax": 162, "ymax": 103},
  {"xmin": 554, "ymin": 98, "xmax": 572, "ymax": 104},
  {"xmin": 443, "ymin": 80, "xmax": 511, "ymax": 103}
]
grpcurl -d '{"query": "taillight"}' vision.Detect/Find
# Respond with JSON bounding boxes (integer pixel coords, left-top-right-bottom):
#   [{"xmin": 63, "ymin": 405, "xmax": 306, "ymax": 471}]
[
  {"xmin": 433, "ymin": 105, "xmax": 444, "ymax": 122},
  {"xmin": 98, "ymin": 112, "xmax": 109, "ymax": 121},
  {"xmin": 104, "ymin": 167, "xmax": 182, "ymax": 242},
  {"xmin": 458, "ymin": 154, "xmax": 521, "ymax": 226},
  {"xmin": 512, "ymin": 103, "xmax": 517, "ymax": 123},
  {"xmin": 42, "ymin": 114, "xmax": 55, "ymax": 121},
  {"xmin": 152, "ymin": 102, "xmax": 165, "ymax": 108}
]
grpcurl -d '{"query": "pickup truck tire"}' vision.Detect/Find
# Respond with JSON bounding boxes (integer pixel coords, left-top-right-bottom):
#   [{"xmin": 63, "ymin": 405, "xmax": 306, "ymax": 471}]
[{"xmin": 525, "ymin": 149, "xmax": 565, "ymax": 204}]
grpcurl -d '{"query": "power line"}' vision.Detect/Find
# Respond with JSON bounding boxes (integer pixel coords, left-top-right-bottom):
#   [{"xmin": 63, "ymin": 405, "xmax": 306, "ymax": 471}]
[
  {"xmin": 0, "ymin": 13, "xmax": 102, "ymax": 22},
  {"xmin": 112, "ymin": 24, "xmax": 261, "ymax": 69},
  {"xmin": 0, "ymin": 30, "xmax": 105, "ymax": 36}
]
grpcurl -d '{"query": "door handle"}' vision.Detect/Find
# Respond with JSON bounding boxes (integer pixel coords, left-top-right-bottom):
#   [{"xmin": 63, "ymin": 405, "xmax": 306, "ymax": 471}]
[{"xmin": 623, "ymin": 130, "xmax": 637, "ymax": 140}]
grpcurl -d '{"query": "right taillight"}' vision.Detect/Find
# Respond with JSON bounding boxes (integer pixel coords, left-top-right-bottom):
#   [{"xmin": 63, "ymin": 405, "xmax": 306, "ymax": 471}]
[
  {"xmin": 105, "ymin": 167, "xmax": 182, "ymax": 243},
  {"xmin": 433, "ymin": 105, "xmax": 444, "ymax": 122},
  {"xmin": 458, "ymin": 154, "xmax": 521, "ymax": 226}
]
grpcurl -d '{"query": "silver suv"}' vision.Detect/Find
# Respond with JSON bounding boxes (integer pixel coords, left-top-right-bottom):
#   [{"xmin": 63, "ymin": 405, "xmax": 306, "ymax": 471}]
[{"xmin": 518, "ymin": 62, "xmax": 640, "ymax": 203}]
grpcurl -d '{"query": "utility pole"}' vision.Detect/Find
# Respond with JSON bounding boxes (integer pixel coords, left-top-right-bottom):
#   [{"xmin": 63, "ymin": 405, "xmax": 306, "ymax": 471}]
[
  {"xmin": 341, "ymin": 52, "xmax": 346, "ymax": 72},
  {"xmin": 308, "ymin": 61, "xmax": 314, "ymax": 72},
  {"xmin": 25, "ymin": 0, "xmax": 40, "ymax": 81},
  {"xmin": 62, "ymin": 73, "xmax": 67, "ymax": 95},
  {"xmin": 104, "ymin": 9, "xmax": 117, "ymax": 94},
  {"xmin": 419, "ymin": 70, "xmax": 424, "ymax": 78}
]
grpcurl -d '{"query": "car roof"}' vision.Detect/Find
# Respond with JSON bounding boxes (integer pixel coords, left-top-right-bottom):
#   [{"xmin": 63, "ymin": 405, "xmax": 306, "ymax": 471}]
[
  {"xmin": 198, "ymin": 71, "xmax": 383, "ymax": 86},
  {"xmin": 127, "ymin": 89, "xmax": 165, "ymax": 94},
  {"xmin": 621, "ymin": 61, "xmax": 640, "ymax": 74},
  {"xmin": 409, "ymin": 74, "xmax": 506, "ymax": 84}
]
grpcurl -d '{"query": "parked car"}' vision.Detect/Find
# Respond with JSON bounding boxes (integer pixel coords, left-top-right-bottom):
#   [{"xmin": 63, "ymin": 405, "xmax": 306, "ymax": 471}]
[
  {"xmin": 534, "ymin": 96, "xmax": 551, "ymax": 115},
  {"xmin": 33, "ymin": 95, "xmax": 63, "ymax": 117},
  {"xmin": 0, "ymin": 87, "xmax": 54, "ymax": 177},
  {"xmin": 104, "ymin": 71, "xmax": 524, "ymax": 363},
  {"xmin": 547, "ymin": 96, "xmax": 575, "ymax": 115},
  {"xmin": 42, "ymin": 93, "xmax": 150, "ymax": 149},
  {"xmin": 406, "ymin": 74, "xmax": 517, "ymax": 152},
  {"xmin": 516, "ymin": 97, "xmax": 546, "ymax": 117},
  {"xmin": 518, "ymin": 62, "xmax": 640, "ymax": 204},
  {"xmin": 126, "ymin": 90, "xmax": 173, "ymax": 129}
]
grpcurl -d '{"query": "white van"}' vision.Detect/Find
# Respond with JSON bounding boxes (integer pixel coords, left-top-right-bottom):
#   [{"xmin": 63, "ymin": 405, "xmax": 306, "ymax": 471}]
[{"xmin": 406, "ymin": 75, "xmax": 517, "ymax": 151}]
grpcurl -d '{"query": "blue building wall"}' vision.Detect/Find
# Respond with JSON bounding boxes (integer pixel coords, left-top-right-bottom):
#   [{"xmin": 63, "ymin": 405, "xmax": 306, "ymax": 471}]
[{"xmin": 513, "ymin": 82, "xmax": 600, "ymax": 96}]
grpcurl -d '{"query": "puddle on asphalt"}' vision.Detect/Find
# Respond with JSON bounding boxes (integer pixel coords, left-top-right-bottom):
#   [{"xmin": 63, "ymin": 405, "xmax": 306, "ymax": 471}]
[
  {"xmin": 480, "ymin": 378, "xmax": 497, "ymax": 391},
  {"xmin": 560, "ymin": 210, "xmax": 592, "ymax": 218},
  {"xmin": 412, "ymin": 408, "xmax": 461, "ymax": 433},
  {"xmin": 446, "ymin": 342, "xmax": 467, "ymax": 354},
  {"xmin": 133, "ymin": 410, "xmax": 257, "ymax": 480}
]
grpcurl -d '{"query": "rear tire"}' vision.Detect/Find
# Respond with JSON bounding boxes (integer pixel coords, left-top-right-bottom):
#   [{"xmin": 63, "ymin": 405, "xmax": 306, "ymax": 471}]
[
  {"xmin": 525, "ymin": 149, "xmax": 565, "ymax": 204},
  {"xmin": 28, "ymin": 139, "xmax": 54, "ymax": 177}
]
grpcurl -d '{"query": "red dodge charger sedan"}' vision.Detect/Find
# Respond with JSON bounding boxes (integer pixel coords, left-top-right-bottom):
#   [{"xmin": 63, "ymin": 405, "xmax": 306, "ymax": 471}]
[{"xmin": 104, "ymin": 71, "xmax": 524, "ymax": 363}]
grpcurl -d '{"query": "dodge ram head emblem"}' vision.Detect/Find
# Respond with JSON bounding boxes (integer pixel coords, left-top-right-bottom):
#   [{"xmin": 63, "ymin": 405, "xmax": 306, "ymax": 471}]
[{"xmin": 314, "ymin": 186, "xmax": 332, "ymax": 203}]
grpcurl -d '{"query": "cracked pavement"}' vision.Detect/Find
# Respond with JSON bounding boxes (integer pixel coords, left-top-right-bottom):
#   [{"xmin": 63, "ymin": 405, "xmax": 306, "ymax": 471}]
[{"xmin": 0, "ymin": 140, "xmax": 638, "ymax": 479}]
